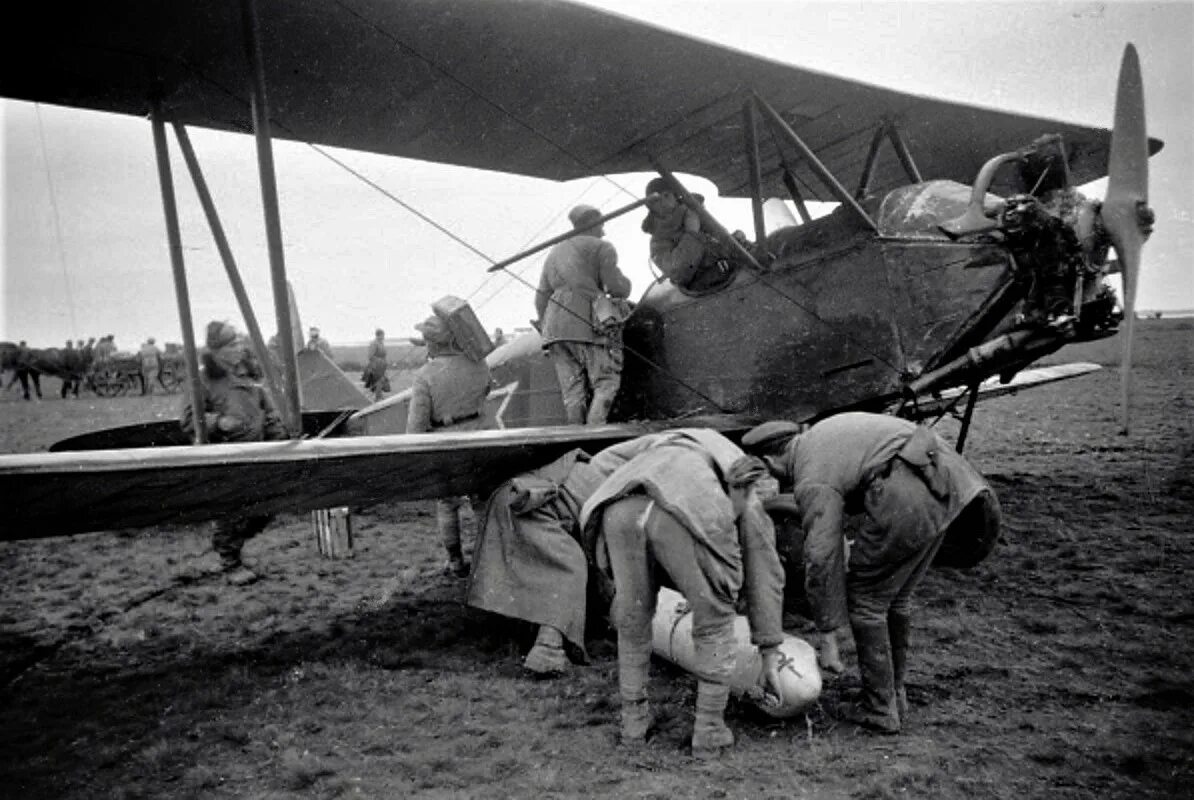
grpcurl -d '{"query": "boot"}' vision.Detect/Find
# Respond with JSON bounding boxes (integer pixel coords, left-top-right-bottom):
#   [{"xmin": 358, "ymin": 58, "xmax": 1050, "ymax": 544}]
[
  {"xmin": 692, "ymin": 681, "xmax": 734, "ymax": 759},
  {"xmin": 438, "ymin": 503, "xmax": 468, "ymax": 576},
  {"xmin": 842, "ymin": 621, "xmax": 901, "ymax": 734},
  {"xmin": 617, "ymin": 633, "xmax": 655, "ymax": 744},
  {"xmin": 523, "ymin": 625, "xmax": 569, "ymax": 677},
  {"xmin": 888, "ymin": 610, "xmax": 911, "ymax": 720},
  {"xmin": 443, "ymin": 545, "xmax": 468, "ymax": 578}
]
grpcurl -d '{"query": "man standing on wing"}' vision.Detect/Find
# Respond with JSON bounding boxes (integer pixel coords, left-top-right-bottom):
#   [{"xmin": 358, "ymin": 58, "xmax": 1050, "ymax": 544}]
[{"xmin": 535, "ymin": 204, "xmax": 632, "ymax": 425}]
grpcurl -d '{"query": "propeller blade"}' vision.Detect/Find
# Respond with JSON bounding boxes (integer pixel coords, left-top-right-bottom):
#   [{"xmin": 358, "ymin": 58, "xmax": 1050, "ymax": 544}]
[{"xmin": 1101, "ymin": 44, "xmax": 1150, "ymax": 434}]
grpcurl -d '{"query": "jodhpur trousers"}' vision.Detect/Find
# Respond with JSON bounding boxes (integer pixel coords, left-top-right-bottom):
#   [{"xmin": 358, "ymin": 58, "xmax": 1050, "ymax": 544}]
[
  {"xmin": 547, "ymin": 340, "xmax": 623, "ymax": 425},
  {"xmin": 847, "ymin": 458, "xmax": 948, "ymax": 624},
  {"xmin": 600, "ymin": 495, "xmax": 737, "ymax": 684}
]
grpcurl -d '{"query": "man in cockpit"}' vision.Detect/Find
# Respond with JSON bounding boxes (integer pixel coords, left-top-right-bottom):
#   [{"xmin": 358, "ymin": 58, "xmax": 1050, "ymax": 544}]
[
  {"xmin": 641, "ymin": 177, "xmax": 743, "ymax": 292},
  {"xmin": 535, "ymin": 204, "xmax": 632, "ymax": 425}
]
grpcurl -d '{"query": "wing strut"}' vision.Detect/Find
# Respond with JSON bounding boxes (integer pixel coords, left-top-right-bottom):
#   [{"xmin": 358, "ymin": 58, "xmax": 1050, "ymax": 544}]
[
  {"xmin": 742, "ymin": 99, "xmax": 768, "ymax": 246},
  {"xmin": 242, "ymin": 0, "xmax": 302, "ymax": 436},
  {"xmin": 955, "ymin": 380, "xmax": 980, "ymax": 453},
  {"xmin": 171, "ymin": 121, "xmax": 289, "ymax": 423},
  {"xmin": 856, "ymin": 124, "xmax": 887, "ymax": 199},
  {"xmin": 754, "ymin": 94, "xmax": 878, "ymax": 233},
  {"xmin": 780, "ymin": 165, "xmax": 813, "ymax": 224},
  {"xmin": 650, "ymin": 157, "xmax": 766, "ymax": 272},
  {"xmin": 150, "ymin": 100, "xmax": 207, "ymax": 444},
  {"xmin": 886, "ymin": 121, "xmax": 923, "ymax": 184}
]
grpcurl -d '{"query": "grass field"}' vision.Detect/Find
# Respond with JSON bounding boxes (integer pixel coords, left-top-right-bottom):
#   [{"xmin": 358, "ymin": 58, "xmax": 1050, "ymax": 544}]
[{"xmin": 1, "ymin": 319, "xmax": 1191, "ymax": 799}]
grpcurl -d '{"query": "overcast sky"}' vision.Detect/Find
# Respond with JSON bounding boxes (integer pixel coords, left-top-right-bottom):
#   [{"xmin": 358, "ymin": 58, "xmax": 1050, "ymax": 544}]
[{"xmin": 2, "ymin": 0, "xmax": 1191, "ymax": 349}]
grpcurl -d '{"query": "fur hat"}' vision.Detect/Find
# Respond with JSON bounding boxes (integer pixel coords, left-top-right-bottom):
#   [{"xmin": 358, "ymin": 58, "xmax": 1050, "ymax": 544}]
[
  {"xmin": 740, "ymin": 420, "xmax": 803, "ymax": 455},
  {"xmin": 645, "ymin": 177, "xmax": 670, "ymax": 195},
  {"xmin": 205, "ymin": 320, "xmax": 239, "ymax": 351},
  {"xmin": 568, "ymin": 204, "xmax": 602, "ymax": 230}
]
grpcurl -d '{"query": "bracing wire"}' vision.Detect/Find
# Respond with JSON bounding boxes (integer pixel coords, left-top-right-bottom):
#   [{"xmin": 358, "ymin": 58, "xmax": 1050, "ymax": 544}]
[
  {"xmin": 173, "ymin": 1, "xmax": 909, "ymax": 400},
  {"xmin": 34, "ymin": 104, "xmax": 79, "ymax": 337}
]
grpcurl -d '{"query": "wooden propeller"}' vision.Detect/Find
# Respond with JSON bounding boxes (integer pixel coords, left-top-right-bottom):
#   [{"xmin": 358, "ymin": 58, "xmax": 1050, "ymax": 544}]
[{"xmin": 1100, "ymin": 44, "xmax": 1152, "ymax": 435}]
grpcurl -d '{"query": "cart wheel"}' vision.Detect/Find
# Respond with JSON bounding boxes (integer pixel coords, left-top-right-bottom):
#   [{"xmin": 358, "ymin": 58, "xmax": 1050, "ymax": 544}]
[{"xmin": 91, "ymin": 368, "xmax": 125, "ymax": 397}]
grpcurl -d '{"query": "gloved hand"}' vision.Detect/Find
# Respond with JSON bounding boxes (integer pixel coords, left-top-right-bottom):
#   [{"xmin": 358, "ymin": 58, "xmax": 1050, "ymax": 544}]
[{"xmin": 215, "ymin": 414, "xmax": 243, "ymax": 435}]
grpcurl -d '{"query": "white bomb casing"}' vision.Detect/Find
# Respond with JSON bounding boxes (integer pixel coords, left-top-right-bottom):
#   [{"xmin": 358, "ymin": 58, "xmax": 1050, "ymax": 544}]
[{"xmin": 651, "ymin": 587, "xmax": 822, "ymax": 718}]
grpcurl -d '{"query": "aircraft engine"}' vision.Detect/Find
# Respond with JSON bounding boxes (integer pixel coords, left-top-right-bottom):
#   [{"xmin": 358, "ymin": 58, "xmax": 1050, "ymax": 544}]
[
  {"xmin": 943, "ymin": 45, "xmax": 1153, "ymax": 432},
  {"xmin": 651, "ymin": 587, "xmax": 822, "ymax": 718}
]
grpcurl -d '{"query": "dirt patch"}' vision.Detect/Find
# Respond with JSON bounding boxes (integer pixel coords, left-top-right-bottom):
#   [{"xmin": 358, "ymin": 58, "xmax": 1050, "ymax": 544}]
[{"xmin": 1, "ymin": 320, "xmax": 1191, "ymax": 799}]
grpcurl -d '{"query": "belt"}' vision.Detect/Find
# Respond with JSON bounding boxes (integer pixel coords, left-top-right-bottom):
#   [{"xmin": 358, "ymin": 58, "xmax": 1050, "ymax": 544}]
[{"xmin": 431, "ymin": 412, "xmax": 480, "ymax": 429}]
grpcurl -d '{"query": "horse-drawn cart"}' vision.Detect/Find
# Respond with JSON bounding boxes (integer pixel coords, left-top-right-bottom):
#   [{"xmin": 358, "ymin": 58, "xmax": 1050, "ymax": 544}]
[{"xmin": 89, "ymin": 352, "xmax": 186, "ymax": 397}]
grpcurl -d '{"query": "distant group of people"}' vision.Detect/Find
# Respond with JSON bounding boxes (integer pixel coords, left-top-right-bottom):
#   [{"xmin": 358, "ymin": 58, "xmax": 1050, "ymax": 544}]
[
  {"xmin": 3, "ymin": 333, "xmax": 178, "ymax": 400},
  {"xmin": 174, "ymin": 182, "xmax": 1000, "ymax": 759}
]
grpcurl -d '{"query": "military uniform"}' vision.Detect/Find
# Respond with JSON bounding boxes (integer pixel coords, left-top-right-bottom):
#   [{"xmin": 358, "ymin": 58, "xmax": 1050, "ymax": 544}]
[
  {"xmin": 139, "ymin": 340, "xmax": 162, "ymax": 395},
  {"xmin": 181, "ymin": 322, "xmax": 288, "ymax": 583},
  {"xmin": 744, "ymin": 412, "xmax": 1000, "ymax": 733},
  {"xmin": 407, "ymin": 315, "xmax": 492, "ymax": 576},
  {"xmin": 535, "ymin": 204, "xmax": 632, "ymax": 425},
  {"xmin": 580, "ymin": 429, "xmax": 784, "ymax": 757}
]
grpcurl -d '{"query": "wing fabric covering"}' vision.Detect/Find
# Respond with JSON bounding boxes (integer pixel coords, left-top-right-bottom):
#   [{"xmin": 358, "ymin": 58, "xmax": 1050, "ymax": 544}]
[
  {"xmin": 902, "ymin": 362, "xmax": 1102, "ymax": 419},
  {"xmin": 0, "ymin": 422, "xmax": 746, "ymax": 541},
  {"xmin": 0, "ymin": 0, "xmax": 1149, "ymax": 201}
]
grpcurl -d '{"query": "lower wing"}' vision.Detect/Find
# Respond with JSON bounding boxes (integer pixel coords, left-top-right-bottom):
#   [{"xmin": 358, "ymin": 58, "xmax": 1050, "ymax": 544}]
[
  {"xmin": 900, "ymin": 362, "xmax": 1102, "ymax": 420},
  {"xmin": 0, "ymin": 417, "xmax": 748, "ymax": 541}
]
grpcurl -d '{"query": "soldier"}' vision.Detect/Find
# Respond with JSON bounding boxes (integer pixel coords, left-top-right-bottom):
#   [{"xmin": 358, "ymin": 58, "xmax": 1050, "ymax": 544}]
[
  {"xmin": 139, "ymin": 337, "xmax": 162, "ymax": 395},
  {"xmin": 406, "ymin": 311, "xmax": 492, "ymax": 577},
  {"xmin": 742, "ymin": 413, "xmax": 1001, "ymax": 734},
  {"xmin": 579, "ymin": 429, "xmax": 786, "ymax": 759},
  {"xmin": 641, "ymin": 177, "xmax": 745, "ymax": 291},
  {"xmin": 363, "ymin": 328, "xmax": 389, "ymax": 401},
  {"xmin": 181, "ymin": 321, "xmax": 289, "ymax": 585},
  {"xmin": 535, "ymin": 204, "xmax": 632, "ymax": 425},
  {"xmin": 59, "ymin": 340, "xmax": 80, "ymax": 398},
  {"xmin": 11, "ymin": 341, "xmax": 42, "ymax": 401},
  {"xmin": 304, "ymin": 326, "xmax": 334, "ymax": 359}
]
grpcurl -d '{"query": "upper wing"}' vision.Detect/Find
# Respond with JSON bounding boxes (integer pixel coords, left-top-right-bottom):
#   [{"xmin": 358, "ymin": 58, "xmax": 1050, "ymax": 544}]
[
  {"xmin": 0, "ymin": 418, "xmax": 750, "ymax": 541},
  {"xmin": 900, "ymin": 362, "xmax": 1102, "ymax": 420},
  {"xmin": 0, "ymin": 0, "xmax": 1159, "ymax": 201}
]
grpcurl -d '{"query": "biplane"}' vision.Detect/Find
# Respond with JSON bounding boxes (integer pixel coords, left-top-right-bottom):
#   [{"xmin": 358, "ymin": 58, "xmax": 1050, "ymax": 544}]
[{"xmin": 0, "ymin": 0, "xmax": 1158, "ymax": 543}]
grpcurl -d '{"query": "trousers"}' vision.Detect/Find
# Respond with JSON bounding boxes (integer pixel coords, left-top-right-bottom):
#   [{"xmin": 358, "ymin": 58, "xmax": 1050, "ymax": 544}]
[
  {"xmin": 547, "ymin": 339, "xmax": 623, "ymax": 425},
  {"xmin": 600, "ymin": 495, "xmax": 737, "ymax": 684}
]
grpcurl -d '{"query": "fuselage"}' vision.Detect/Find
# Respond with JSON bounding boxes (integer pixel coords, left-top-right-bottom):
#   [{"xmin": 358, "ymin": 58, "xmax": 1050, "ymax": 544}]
[{"xmin": 613, "ymin": 181, "xmax": 1026, "ymax": 422}]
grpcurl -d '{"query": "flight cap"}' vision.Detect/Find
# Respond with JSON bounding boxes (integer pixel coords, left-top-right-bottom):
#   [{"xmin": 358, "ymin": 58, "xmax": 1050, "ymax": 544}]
[
  {"xmin": 740, "ymin": 420, "xmax": 803, "ymax": 455},
  {"xmin": 568, "ymin": 204, "xmax": 603, "ymax": 230}
]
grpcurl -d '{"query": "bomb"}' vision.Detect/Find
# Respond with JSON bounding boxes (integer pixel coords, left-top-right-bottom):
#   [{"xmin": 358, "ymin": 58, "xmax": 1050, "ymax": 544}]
[{"xmin": 651, "ymin": 587, "xmax": 822, "ymax": 718}]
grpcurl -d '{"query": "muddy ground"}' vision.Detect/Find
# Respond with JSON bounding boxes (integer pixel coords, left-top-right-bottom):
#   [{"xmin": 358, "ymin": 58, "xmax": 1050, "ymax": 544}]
[{"xmin": 1, "ymin": 319, "xmax": 1191, "ymax": 799}]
